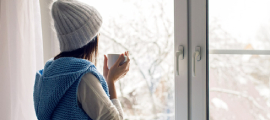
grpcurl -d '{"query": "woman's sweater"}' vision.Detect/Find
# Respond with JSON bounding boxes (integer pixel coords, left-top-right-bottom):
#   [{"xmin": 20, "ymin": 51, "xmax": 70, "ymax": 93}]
[
  {"xmin": 78, "ymin": 73, "xmax": 124, "ymax": 119},
  {"xmin": 34, "ymin": 57, "xmax": 123, "ymax": 120}
]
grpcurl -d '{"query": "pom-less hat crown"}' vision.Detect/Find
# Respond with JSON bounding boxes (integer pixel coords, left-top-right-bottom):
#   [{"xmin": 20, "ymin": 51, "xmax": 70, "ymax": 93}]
[{"xmin": 51, "ymin": 0, "xmax": 102, "ymax": 52}]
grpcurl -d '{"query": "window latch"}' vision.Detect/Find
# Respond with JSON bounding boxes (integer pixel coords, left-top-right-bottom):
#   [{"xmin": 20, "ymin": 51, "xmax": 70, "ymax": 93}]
[
  {"xmin": 176, "ymin": 45, "xmax": 184, "ymax": 75},
  {"xmin": 193, "ymin": 46, "xmax": 201, "ymax": 77}
]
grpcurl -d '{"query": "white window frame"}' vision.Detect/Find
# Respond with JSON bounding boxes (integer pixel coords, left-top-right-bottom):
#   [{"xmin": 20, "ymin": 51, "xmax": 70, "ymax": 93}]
[
  {"xmin": 174, "ymin": 0, "xmax": 189, "ymax": 119},
  {"xmin": 175, "ymin": 0, "xmax": 270, "ymax": 120},
  {"xmin": 175, "ymin": 0, "xmax": 208, "ymax": 119},
  {"xmin": 188, "ymin": 0, "xmax": 208, "ymax": 119}
]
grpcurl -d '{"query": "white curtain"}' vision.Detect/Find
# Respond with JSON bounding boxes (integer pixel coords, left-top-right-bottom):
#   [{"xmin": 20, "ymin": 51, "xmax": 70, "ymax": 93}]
[{"xmin": 0, "ymin": 0, "xmax": 44, "ymax": 119}]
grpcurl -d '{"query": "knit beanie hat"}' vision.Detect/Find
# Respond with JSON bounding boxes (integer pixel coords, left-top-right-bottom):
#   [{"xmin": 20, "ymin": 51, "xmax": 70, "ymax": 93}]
[{"xmin": 51, "ymin": 0, "xmax": 102, "ymax": 52}]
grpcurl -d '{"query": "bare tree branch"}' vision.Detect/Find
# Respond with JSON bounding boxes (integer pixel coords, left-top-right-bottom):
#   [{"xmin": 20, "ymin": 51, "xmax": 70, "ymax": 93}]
[{"xmin": 101, "ymin": 32, "xmax": 159, "ymax": 117}]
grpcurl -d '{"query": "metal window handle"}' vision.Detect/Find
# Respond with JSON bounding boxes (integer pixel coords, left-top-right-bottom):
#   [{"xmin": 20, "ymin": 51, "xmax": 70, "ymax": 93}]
[
  {"xmin": 193, "ymin": 47, "xmax": 201, "ymax": 77},
  {"xmin": 176, "ymin": 45, "xmax": 184, "ymax": 75}
]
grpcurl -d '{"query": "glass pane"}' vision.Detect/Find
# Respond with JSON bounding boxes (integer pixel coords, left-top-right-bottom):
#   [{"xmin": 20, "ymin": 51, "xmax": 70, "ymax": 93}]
[
  {"xmin": 209, "ymin": 0, "xmax": 270, "ymax": 50},
  {"xmin": 209, "ymin": 54, "xmax": 270, "ymax": 120},
  {"xmin": 78, "ymin": 0, "xmax": 174, "ymax": 119},
  {"xmin": 209, "ymin": 0, "xmax": 270, "ymax": 119}
]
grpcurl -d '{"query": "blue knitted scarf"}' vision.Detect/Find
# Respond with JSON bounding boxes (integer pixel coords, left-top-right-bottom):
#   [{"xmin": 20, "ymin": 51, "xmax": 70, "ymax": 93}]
[{"xmin": 33, "ymin": 57, "xmax": 110, "ymax": 120}]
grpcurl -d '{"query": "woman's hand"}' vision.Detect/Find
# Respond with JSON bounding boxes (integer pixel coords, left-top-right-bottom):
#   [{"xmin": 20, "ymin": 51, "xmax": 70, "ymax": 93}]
[
  {"xmin": 107, "ymin": 51, "xmax": 130, "ymax": 84},
  {"xmin": 103, "ymin": 51, "xmax": 130, "ymax": 83},
  {"xmin": 104, "ymin": 51, "xmax": 130, "ymax": 99}
]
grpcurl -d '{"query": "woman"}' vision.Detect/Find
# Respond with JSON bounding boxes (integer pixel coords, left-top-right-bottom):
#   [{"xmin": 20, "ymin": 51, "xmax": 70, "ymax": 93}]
[{"xmin": 33, "ymin": 0, "xmax": 130, "ymax": 119}]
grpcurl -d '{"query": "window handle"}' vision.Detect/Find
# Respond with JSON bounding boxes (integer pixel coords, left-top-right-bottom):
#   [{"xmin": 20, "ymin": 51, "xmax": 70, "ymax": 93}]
[
  {"xmin": 176, "ymin": 45, "xmax": 184, "ymax": 75},
  {"xmin": 193, "ymin": 47, "xmax": 201, "ymax": 77}
]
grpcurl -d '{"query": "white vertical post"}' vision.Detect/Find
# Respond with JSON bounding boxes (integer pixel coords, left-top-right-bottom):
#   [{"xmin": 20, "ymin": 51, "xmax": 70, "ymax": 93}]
[
  {"xmin": 189, "ymin": 0, "xmax": 208, "ymax": 119},
  {"xmin": 174, "ymin": 0, "xmax": 189, "ymax": 119}
]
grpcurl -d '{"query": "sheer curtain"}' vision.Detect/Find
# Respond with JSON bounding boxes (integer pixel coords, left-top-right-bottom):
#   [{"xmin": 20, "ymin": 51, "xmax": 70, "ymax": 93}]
[{"xmin": 0, "ymin": 0, "xmax": 44, "ymax": 120}]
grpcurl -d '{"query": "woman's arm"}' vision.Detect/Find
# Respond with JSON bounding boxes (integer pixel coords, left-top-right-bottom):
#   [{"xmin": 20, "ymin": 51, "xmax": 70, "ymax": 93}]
[
  {"xmin": 107, "ymin": 80, "xmax": 117, "ymax": 99},
  {"xmin": 106, "ymin": 81, "xmax": 124, "ymax": 118}
]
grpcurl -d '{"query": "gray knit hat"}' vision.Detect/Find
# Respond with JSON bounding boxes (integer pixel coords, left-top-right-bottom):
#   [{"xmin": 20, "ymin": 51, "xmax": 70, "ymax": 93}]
[{"xmin": 51, "ymin": 0, "xmax": 102, "ymax": 52}]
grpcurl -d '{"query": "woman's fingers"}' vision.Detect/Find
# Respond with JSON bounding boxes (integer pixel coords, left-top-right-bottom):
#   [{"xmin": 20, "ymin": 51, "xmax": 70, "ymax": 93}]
[
  {"xmin": 127, "ymin": 51, "xmax": 129, "ymax": 57},
  {"xmin": 126, "ymin": 62, "xmax": 130, "ymax": 71},
  {"xmin": 126, "ymin": 51, "xmax": 130, "ymax": 61},
  {"xmin": 123, "ymin": 73, "xmax": 127, "ymax": 77},
  {"xmin": 115, "ymin": 51, "xmax": 129, "ymax": 67},
  {"xmin": 120, "ymin": 58, "xmax": 130, "ymax": 69},
  {"xmin": 125, "ymin": 52, "xmax": 130, "ymax": 67},
  {"xmin": 114, "ymin": 54, "xmax": 125, "ymax": 67},
  {"xmin": 103, "ymin": 55, "xmax": 108, "ymax": 69},
  {"xmin": 127, "ymin": 62, "xmax": 130, "ymax": 70},
  {"xmin": 121, "ymin": 51, "xmax": 130, "ymax": 68}
]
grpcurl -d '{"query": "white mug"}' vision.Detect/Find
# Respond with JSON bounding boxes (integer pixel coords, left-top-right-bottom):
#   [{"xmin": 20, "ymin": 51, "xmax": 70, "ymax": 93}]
[{"xmin": 107, "ymin": 54, "xmax": 127, "ymax": 69}]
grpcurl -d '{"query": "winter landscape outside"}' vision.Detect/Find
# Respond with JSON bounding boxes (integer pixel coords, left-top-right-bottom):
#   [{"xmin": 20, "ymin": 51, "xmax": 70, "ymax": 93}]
[
  {"xmin": 209, "ymin": 0, "xmax": 270, "ymax": 120},
  {"xmin": 79, "ymin": 0, "xmax": 174, "ymax": 119},
  {"xmin": 79, "ymin": 0, "xmax": 270, "ymax": 119}
]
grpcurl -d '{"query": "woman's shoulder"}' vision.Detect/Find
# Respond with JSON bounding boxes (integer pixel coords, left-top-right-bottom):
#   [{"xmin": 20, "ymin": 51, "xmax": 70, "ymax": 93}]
[
  {"xmin": 81, "ymin": 72, "xmax": 99, "ymax": 84},
  {"xmin": 80, "ymin": 72, "xmax": 108, "ymax": 93}
]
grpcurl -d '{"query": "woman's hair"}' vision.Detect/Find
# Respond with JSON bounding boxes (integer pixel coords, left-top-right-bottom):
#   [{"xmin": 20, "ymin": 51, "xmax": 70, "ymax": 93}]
[{"xmin": 54, "ymin": 36, "xmax": 99, "ymax": 65}]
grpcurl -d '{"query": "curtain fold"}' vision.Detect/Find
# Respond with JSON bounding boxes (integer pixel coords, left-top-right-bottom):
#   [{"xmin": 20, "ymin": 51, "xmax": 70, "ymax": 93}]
[{"xmin": 0, "ymin": 0, "xmax": 44, "ymax": 120}]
